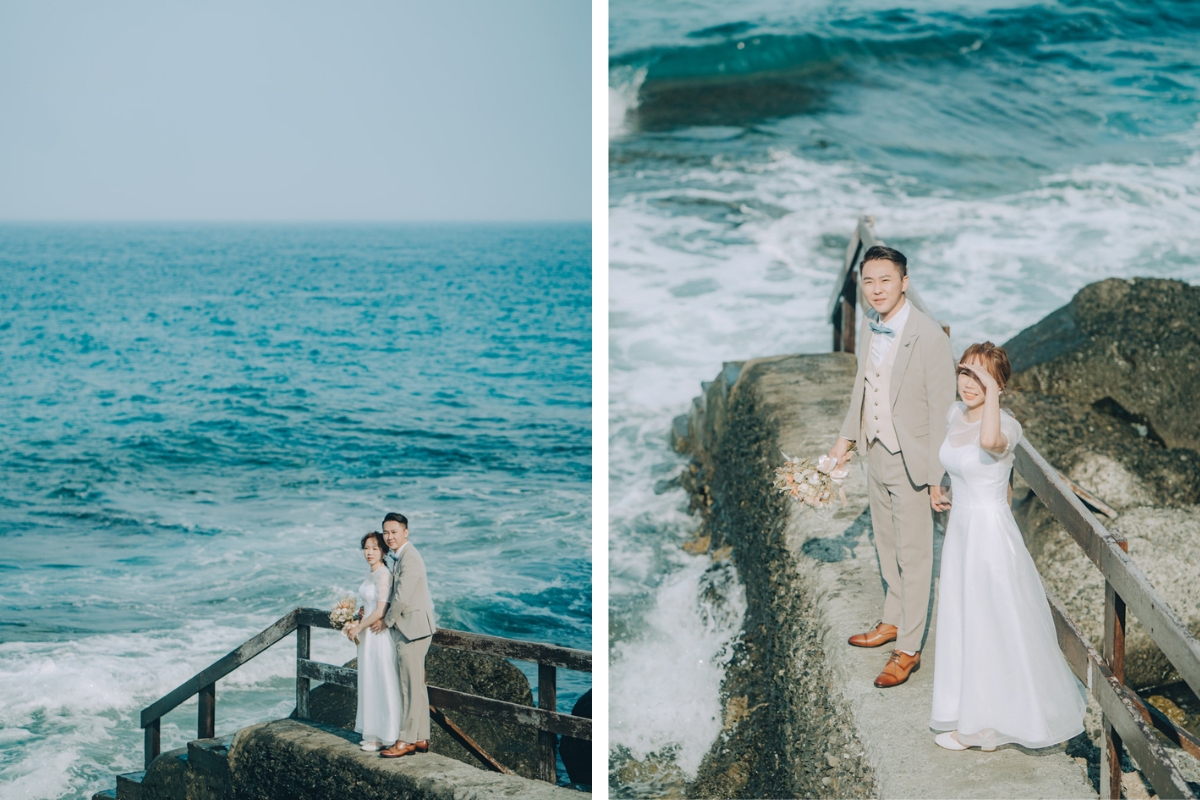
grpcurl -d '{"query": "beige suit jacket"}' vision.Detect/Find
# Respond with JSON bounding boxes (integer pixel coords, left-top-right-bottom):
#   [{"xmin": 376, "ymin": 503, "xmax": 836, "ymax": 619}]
[
  {"xmin": 839, "ymin": 304, "xmax": 956, "ymax": 488},
  {"xmin": 384, "ymin": 542, "xmax": 437, "ymax": 641}
]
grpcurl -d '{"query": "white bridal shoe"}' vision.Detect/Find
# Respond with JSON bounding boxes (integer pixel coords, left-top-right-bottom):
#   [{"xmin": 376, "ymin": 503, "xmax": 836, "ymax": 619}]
[
  {"xmin": 361, "ymin": 742, "xmax": 381, "ymax": 752},
  {"xmin": 935, "ymin": 732, "xmax": 996, "ymax": 752},
  {"xmin": 935, "ymin": 732, "xmax": 968, "ymax": 751}
]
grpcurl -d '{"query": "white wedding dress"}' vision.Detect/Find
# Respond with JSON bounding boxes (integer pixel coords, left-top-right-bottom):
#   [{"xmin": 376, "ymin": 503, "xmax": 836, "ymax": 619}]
[
  {"xmin": 354, "ymin": 567, "xmax": 402, "ymax": 748},
  {"xmin": 930, "ymin": 402, "xmax": 1086, "ymax": 749}
]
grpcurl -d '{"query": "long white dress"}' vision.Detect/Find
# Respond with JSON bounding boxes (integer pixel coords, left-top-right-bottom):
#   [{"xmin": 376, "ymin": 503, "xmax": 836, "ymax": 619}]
[
  {"xmin": 354, "ymin": 567, "xmax": 402, "ymax": 747},
  {"xmin": 930, "ymin": 402, "xmax": 1086, "ymax": 749}
]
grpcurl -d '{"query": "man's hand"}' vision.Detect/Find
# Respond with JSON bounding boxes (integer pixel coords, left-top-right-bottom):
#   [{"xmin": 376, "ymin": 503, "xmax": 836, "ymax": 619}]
[
  {"xmin": 930, "ymin": 485, "xmax": 951, "ymax": 512},
  {"xmin": 828, "ymin": 437, "xmax": 855, "ymax": 469},
  {"xmin": 369, "ymin": 618, "xmax": 386, "ymax": 634}
]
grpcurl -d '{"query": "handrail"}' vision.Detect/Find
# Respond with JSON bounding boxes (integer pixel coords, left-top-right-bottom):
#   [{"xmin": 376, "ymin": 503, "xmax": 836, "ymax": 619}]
[
  {"xmin": 1015, "ymin": 439, "xmax": 1200, "ymax": 799},
  {"xmin": 296, "ymin": 659, "xmax": 592, "ymax": 738},
  {"xmin": 1014, "ymin": 442, "xmax": 1200, "ymax": 700},
  {"xmin": 295, "ymin": 607, "xmax": 592, "ymax": 672},
  {"xmin": 140, "ymin": 606, "xmax": 591, "ymax": 784},
  {"xmin": 141, "ymin": 609, "xmax": 300, "ymax": 728}
]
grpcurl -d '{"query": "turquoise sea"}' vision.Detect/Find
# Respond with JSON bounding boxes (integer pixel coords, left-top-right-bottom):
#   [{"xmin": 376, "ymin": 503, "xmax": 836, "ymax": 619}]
[
  {"xmin": 0, "ymin": 222, "xmax": 591, "ymax": 799},
  {"xmin": 609, "ymin": 1, "xmax": 1200, "ymax": 793}
]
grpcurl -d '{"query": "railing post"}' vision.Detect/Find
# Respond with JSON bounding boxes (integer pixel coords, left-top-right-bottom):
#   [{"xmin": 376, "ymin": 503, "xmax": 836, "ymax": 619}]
[
  {"xmin": 537, "ymin": 663, "xmax": 557, "ymax": 783},
  {"xmin": 840, "ymin": 288, "xmax": 856, "ymax": 354},
  {"xmin": 296, "ymin": 623, "xmax": 311, "ymax": 719},
  {"xmin": 144, "ymin": 718, "xmax": 160, "ymax": 768},
  {"xmin": 832, "ymin": 303, "xmax": 843, "ymax": 352},
  {"xmin": 198, "ymin": 682, "xmax": 215, "ymax": 740},
  {"xmin": 1100, "ymin": 538, "xmax": 1129, "ymax": 800}
]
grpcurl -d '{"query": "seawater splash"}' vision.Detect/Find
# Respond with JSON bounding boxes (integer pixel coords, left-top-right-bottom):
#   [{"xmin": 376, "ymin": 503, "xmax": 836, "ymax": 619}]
[
  {"xmin": 609, "ymin": 65, "xmax": 647, "ymax": 138},
  {"xmin": 610, "ymin": 557, "xmax": 744, "ymax": 781},
  {"xmin": 610, "ymin": 0, "xmax": 1200, "ymax": 791}
]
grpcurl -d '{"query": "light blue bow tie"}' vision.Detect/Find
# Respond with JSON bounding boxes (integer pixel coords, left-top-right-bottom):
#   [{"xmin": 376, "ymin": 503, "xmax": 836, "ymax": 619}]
[{"xmin": 869, "ymin": 319, "xmax": 895, "ymax": 337}]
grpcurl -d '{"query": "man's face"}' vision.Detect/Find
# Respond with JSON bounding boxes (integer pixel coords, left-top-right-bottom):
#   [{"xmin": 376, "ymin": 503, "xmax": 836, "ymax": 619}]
[
  {"xmin": 860, "ymin": 258, "xmax": 908, "ymax": 319},
  {"xmin": 382, "ymin": 521, "xmax": 407, "ymax": 551}
]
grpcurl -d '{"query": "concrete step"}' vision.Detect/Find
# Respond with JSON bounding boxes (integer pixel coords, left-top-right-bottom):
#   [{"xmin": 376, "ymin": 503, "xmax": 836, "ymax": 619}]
[
  {"xmin": 187, "ymin": 735, "xmax": 234, "ymax": 800},
  {"xmin": 115, "ymin": 770, "xmax": 144, "ymax": 800}
]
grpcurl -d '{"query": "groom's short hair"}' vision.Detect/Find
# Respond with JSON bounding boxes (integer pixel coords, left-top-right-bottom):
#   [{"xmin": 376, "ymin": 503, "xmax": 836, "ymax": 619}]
[
  {"xmin": 861, "ymin": 245, "xmax": 908, "ymax": 278},
  {"xmin": 383, "ymin": 512, "xmax": 408, "ymax": 529}
]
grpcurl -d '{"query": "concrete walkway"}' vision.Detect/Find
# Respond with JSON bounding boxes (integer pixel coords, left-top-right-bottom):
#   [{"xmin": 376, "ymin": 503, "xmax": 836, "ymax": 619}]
[{"xmin": 748, "ymin": 353, "xmax": 1097, "ymax": 798}]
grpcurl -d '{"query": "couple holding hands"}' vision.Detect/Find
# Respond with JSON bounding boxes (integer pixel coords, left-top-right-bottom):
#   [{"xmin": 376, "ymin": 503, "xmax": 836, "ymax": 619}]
[
  {"xmin": 826, "ymin": 246, "xmax": 1087, "ymax": 752},
  {"xmin": 343, "ymin": 512, "xmax": 438, "ymax": 758}
]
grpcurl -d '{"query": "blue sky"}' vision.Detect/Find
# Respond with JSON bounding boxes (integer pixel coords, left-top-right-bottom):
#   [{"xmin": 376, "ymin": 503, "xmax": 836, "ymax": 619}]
[{"xmin": 0, "ymin": 1, "xmax": 590, "ymax": 221}]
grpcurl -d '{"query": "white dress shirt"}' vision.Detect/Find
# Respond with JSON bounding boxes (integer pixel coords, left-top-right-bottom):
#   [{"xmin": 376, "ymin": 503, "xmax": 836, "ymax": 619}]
[{"xmin": 870, "ymin": 297, "xmax": 911, "ymax": 367}]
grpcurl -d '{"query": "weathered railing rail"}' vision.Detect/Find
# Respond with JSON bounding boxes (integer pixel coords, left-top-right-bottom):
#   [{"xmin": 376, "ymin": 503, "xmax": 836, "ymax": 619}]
[
  {"xmin": 1016, "ymin": 443, "xmax": 1200, "ymax": 799},
  {"xmin": 827, "ymin": 216, "xmax": 1200, "ymax": 799},
  {"xmin": 141, "ymin": 607, "xmax": 591, "ymax": 784}
]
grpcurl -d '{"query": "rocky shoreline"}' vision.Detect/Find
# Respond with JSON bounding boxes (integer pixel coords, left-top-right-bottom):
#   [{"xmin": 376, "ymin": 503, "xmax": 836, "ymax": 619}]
[{"xmin": 673, "ymin": 354, "xmax": 879, "ymax": 799}]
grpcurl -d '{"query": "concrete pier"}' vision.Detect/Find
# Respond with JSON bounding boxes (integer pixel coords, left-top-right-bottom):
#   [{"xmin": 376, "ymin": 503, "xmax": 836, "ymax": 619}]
[
  {"xmin": 96, "ymin": 718, "xmax": 586, "ymax": 800},
  {"xmin": 676, "ymin": 353, "xmax": 1097, "ymax": 798}
]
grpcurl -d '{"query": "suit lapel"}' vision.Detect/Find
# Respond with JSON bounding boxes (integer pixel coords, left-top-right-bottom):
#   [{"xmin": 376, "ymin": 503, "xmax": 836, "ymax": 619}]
[{"xmin": 890, "ymin": 320, "xmax": 920, "ymax": 408}]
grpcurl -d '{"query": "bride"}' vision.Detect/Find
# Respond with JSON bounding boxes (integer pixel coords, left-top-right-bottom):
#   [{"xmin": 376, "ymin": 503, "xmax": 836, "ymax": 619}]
[
  {"xmin": 344, "ymin": 531, "xmax": 402, "ymax": 751},
  {"xmin": 929, "ymin": 341, "xmax": 1086, "ymax": 752}
]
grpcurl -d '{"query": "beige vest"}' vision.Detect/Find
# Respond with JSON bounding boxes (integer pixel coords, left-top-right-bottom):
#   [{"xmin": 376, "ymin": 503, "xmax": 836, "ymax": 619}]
[{"xmin": 863, "ymin": 329, "xmax": 902, "ymax": 452}]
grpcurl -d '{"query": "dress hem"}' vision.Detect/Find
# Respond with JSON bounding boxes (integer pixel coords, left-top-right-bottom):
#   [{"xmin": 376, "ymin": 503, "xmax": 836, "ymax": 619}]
[{"xmin": 929, "ymin": 719, "xmax": 1084, "ymax": 750}]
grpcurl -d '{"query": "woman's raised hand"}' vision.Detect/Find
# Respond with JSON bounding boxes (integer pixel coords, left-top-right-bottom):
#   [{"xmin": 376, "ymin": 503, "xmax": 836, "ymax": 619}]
[{"xmin": 959, "ymin": 362, "xmax": 999, "ymax": 397}]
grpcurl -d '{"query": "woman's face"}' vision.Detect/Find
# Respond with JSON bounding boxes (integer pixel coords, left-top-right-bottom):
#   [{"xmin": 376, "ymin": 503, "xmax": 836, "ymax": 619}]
[
  {"xmin": 957, "ymin": 356, "xmax": 988, "ymax": 409},
  {"xmin": 362, "ymin": 537, "xmax": 383, "ymax": 566}
]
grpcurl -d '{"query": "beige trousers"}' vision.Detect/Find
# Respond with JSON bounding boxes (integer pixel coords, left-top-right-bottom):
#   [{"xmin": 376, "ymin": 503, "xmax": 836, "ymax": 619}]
[
  {"xmin": 395, "ymin": 632, "xmax": 431, "ymax": 743},
  {"xmin": 867, "ymin": 439, "xmax": 934, "ymax": 654}
]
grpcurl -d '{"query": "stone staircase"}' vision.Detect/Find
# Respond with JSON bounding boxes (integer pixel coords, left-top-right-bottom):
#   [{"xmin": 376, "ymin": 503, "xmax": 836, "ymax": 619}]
[{"xmin": 92, "ymin": 735, "xmax": 232, "ymax": 800}]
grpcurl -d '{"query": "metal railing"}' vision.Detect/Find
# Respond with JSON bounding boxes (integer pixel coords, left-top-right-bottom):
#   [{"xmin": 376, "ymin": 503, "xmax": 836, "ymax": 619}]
[
  {"xmin": 140, "ymin": 607, "xmax": 591, "ymax": 783},
  {"xmin": 827, "ymin": 217, "xmax": 1200, "ymax": 799}
]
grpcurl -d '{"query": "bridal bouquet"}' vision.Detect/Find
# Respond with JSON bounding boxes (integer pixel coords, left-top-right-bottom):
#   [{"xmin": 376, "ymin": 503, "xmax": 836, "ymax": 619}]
[
  {"xmin": 773, "ymin": 445, "xmax": 855, "ymax": 513},
  {"xmin": 329, "ymin": 596, "xmax": 360, "ymax": 635}
]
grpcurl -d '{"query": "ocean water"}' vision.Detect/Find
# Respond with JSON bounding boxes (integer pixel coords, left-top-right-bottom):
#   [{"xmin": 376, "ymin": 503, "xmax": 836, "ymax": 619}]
[
  {"xmin": 0, "ymin": 223, "xmax": 591, "ymax": 800},
  {"xmin": 608, "ymin": 1, "xmax": 1200, "ymax": 793}
]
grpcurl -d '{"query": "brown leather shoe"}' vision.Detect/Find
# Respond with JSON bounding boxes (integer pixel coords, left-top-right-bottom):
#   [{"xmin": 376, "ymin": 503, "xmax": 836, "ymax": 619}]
[
  {"xmin": 873, "ymin": 650, "xmax": 920, "ymax": 688},
  {"xmin": 414, "ymin": 740, "xmax": 429, "ymax": 753},
  {"xmin": 380, "ymin": 741, "xmax": 419, "ymax": 758},
  {"xmin": 848, "ymin": 622, "xmax": 898, "ymax": 648}
]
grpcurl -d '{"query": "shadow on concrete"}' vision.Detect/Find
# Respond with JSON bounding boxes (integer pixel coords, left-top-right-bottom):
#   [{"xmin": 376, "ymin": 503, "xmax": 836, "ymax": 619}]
[{"xmin": 802, "ymin": 508, "xmax": 871, "ymax": 563}]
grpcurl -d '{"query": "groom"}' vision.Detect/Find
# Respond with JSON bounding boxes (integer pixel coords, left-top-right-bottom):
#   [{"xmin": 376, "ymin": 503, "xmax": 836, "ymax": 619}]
[
  {"xmin": 373, "ymin": 512, "xmax": 437, "ymax": 757},
  {"xmin": 827, "ymin": 245, "xmax": 955, "ymax": 689}
]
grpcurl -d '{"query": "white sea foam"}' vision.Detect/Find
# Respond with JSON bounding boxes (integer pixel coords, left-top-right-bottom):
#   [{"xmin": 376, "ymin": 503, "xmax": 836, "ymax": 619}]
[
  {"xmin": 608, "ymin": 139, "xmax": 1200, "ymax": 778},
  {"xmin": 0, "ymin": 620, "xmax": 356, "ymax": 800},
  {"xmin": 609, "ymin": 66, "xmax": 647, "ymax": 139},
  {"xmin": 609, "ymin": 554, "xmax": 744, "ymax": 777}
]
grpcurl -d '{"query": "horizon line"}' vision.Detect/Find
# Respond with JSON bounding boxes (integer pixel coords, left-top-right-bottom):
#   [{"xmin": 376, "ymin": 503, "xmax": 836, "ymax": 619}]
[{"xmin": 0, "ymin": 218, "xmax": 591, "ymax": 225}]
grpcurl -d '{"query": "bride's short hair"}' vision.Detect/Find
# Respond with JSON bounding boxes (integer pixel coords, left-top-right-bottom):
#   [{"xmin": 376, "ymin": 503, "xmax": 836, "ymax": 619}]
[
  {"xmin": 960, "ymin": 341, "xmax": 1012, "ymax": 390},
  {"xmin": 360, "ymin": 531, "xmax": 390, "ymax": 555}
]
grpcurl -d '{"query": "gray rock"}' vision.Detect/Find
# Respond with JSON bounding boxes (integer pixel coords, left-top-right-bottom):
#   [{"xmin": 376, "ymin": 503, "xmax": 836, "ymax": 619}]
[
  {"xmin": 559, "ymin": 690, "xmax": 591, "ymax": 786},
  {"xmin": 1005, "ymin": 277, "xmax": 1200, "ymax": 452},
  {"xmin": 297, "ymin": 645, "xmax": 540, "ymax": 779}
]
